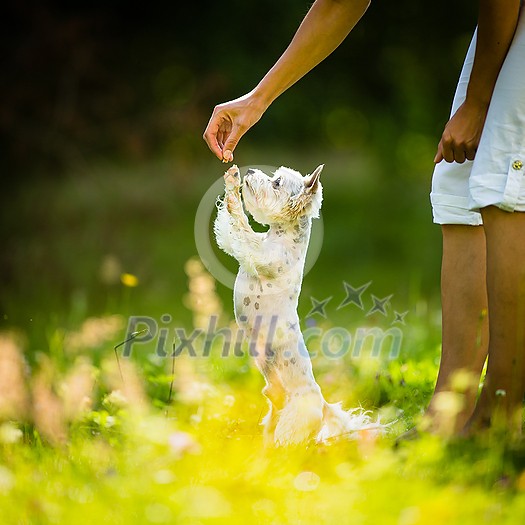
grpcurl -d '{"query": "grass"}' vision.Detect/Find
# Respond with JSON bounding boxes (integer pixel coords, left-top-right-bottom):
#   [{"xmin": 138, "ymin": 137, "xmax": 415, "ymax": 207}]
[{"xmin": 1, "ymin": 149, "xmax": 525, "ymax": 524}]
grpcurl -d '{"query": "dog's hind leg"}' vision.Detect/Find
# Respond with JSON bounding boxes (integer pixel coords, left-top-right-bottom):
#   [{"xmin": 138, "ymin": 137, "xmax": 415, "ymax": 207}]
[
  {"xmin": 270, "ymin": 338, "xmax": 326, "ymax": 446},
  {"xmin": 274, "ymin": 391, "xmax": 324, "ymax": 446},
  {"xmin": 261, "ymin": 384, "xmax": 285, "ymax": 445},
  {"xmin": 254, "ymin": 348, "xmax": 287, "ymax": 445}
]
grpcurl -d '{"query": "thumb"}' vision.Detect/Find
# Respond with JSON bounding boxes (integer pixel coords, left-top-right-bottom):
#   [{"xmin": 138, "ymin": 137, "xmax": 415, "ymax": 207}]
[{"xmin": 434, "ymin": 142, "xmax": 444, "ymax": 164}]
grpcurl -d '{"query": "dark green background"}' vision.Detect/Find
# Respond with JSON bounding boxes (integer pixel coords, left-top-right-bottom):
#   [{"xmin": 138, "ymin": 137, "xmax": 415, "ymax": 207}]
[{"xmin": 1, "ymin": 0, "xmax": 478, "ymax": 344}]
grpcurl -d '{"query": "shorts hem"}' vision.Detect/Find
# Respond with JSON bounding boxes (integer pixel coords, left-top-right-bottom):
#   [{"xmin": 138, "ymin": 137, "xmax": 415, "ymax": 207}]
[{"xmin": 430, "ymin": 192, "xmax": 483, "ymax": 225}]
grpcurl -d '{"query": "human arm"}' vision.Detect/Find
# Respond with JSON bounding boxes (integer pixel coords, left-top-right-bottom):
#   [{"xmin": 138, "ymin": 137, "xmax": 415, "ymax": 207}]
[
  {"xmin": 434, "ymin": 0, "xmax": 521, "ymax": 164},
  {"xmin": 203, "ymin": 0, "xmax": 371, "ymax": 162}
]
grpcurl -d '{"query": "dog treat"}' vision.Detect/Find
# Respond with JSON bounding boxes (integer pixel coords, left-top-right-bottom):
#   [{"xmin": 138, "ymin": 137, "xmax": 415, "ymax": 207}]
[{"xmin": 222, "ymin": 150, "xmax": 234, "ymax": 163}]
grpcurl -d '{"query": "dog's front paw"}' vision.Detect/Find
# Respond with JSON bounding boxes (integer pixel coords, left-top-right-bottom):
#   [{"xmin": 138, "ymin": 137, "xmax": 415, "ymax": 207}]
[
  {"xmin": 224, "ymin": 165, "xmax": 241, "ymax": 191},
  {"xmin": 226, "ymin": 192, "xmax": 239, "ymax": 213}
]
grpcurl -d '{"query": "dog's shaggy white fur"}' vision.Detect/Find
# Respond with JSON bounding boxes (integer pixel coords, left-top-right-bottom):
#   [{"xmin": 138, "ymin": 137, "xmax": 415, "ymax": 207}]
[{"xmin": 215, "ymin": 164, "xmax": 378, "ymax": 445}]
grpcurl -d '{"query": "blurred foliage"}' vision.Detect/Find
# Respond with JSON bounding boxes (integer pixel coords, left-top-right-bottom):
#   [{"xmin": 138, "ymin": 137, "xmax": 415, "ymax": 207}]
[
  {"xmin": 1, "ymin": 270, "xmax": 525, "ymax": 524},
  {"xmin": 2, "ymin": 0, "xmax": 476, "ymax": 178},
  {"xmin": 0, "ymin": 149, "xmax": 441, "ymax": 340},
  {"xmin": 3, "ymin": 3, "xmax": 523, "ymax": 522},
  {"xmin": 2, "ymin": 0, "xmax": 470, "ymax": 326},
  {"xmin": 2, "ymin": 144, "xmax": 524, "ymax": 522}
]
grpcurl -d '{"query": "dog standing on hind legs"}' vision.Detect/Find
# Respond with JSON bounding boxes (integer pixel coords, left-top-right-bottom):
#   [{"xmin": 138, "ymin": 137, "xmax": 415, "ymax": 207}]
[{"xmin": 214, "ymin": 164, "xmax": 377, "ymax": 445}]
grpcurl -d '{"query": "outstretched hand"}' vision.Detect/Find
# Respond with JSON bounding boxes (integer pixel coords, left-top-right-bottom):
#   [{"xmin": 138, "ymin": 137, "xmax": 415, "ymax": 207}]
[
  {"xmin": 203, "ymin": 92, "xmax": 267, "ymax": 163},
  {"xmin": 434, "ymin": 99, "xmax": 489, "ymax": 164}
]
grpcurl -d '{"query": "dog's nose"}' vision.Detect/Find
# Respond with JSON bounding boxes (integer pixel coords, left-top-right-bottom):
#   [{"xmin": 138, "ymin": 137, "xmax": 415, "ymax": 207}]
[{"xmin": 246, "ymin": 168, "xmax": 255, "ymax": 175}]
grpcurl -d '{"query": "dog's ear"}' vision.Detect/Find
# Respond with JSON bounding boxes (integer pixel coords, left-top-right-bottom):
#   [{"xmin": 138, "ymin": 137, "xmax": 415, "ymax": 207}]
[
  {"xmin": 287, "ymin": 164, "xmax": 324, "ymax": 220},
  {"xmin": 303, "ymin": 164, "xmax": 323, "ymax": 194}
]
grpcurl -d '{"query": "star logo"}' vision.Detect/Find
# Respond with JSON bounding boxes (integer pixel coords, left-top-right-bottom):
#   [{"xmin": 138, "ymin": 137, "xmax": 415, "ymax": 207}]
[
  {"xmin": 392, "ymin": 310, "xmax": 408, "ymax": 325},
  {"xmin": 337, "ymin": 281, "xmax": 372, "ymax": 310},
  {"xmin": 367, "ymin": 294, "xmax": 393, "ymax": 316},
  {"xmin": 307, "ymin": 296, "xmax": 332, "ymax": 318}
]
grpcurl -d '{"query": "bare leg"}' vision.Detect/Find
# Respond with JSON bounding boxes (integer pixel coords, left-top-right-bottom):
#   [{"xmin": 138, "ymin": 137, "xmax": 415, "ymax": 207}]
[
  {"xmin": 466, "ymin": 206, "xmax": 525, "ymax": 433},
  {"xmin": 425, "ymin": 224, "xmax": 489, "ymax": 435}
]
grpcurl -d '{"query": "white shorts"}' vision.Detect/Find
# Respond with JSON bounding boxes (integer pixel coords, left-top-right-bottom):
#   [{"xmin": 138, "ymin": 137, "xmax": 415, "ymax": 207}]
[{"xmin": 431, "ymin": 6, "xmax": 525, "ymax": 225}]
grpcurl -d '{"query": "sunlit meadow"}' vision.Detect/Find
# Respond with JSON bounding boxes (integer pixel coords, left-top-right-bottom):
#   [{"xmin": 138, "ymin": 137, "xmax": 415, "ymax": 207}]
[{"xmin": 2, "ymin": 151, "xmax": 525, "ymax": 524}]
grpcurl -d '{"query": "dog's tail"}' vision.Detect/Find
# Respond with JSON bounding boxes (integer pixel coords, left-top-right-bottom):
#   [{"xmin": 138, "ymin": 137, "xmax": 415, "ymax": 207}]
[{"xmin": 316, "ymin": 402, "xmax": 384, "ymax": 443}]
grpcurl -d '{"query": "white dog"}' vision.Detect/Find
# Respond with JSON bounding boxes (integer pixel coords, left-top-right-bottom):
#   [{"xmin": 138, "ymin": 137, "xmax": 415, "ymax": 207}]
[{"xmin": 215, "ymin": 164, "xmax": 376, "ymax": 445}]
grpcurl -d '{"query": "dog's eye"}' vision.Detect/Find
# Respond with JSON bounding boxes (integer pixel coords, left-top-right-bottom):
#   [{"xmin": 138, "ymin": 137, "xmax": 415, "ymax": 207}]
[{"xmin": 272, "ymin": 177, "xmax": 281, "ymax": 188}]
